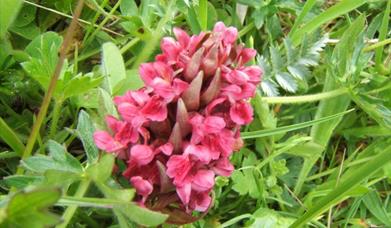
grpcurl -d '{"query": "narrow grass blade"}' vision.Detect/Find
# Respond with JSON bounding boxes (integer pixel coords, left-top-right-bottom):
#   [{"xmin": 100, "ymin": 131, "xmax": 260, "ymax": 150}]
[
  {"xmin": 0, "ymin": 117, "xmax": 25, "ymax": 156},
  {"xmin": 291, "ymin": 0, "xmax": 366, "ymax": 45},
  {"xmin": 289, "ymin": 0, "xmax": 317, "ymax": 36},
  {"xmin": 291, "ymin": 144, "xmax": 391, "ymax": 227},
  {"xmin": 241, "ymin": 109, "xmax": 354, "ymax": 139},
  {"xmin": 375, "ymin": 0, "xmax": 390, "ymax": 71}
]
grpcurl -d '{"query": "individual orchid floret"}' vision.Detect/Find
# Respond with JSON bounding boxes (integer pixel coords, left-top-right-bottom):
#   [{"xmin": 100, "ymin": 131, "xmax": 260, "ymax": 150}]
[{"xmin": 93, "ymin": 21, "xmax": 262, "ymax": 222}]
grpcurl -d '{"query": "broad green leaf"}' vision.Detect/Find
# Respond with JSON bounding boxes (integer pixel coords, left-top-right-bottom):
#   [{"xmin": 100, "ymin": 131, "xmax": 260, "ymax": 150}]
[
  {"xmin": 98, "ymin": 88, "xmax": 118, "ymax": 117},
  {"xmin": 101, "ymin": 42, "xmax": 127, "ymax": 95},
  {"xmin": 0, "ymin": 188, "xmax": 61, "ymax": 228},
  {"xmin": 2, "ymin": 175, "xmax": 43, "ymax": 189},
  {"xmin": 0, "ymin": 0, "xmax": 23, "ymax": 38},
  {"xmin": 115, "ymin": 69, "xmax": 144, "ymax": 95},
  {"xmin": 118, "ymin": 204, "xmax": 168, "ymax": 227},
  {"xmin": 76, "ymin": 111, "xmax": 99, "ymax": 164},
  {"xmin": 120, "ymin": 0, "xmax": 138, "ymax": 16},
  {"xmin": 62, "ymin": 74, "xmax": 103, "ymax": 99},
  {"xmin": 47, "ymin": 140, "xmax": 83, "ymax": 173},
  {"xmin": 250, "ymin": 208, "xmax": 294, "ymax": 228},
  {"xmin": 44, "ymin": 170, "xmax": 81, "ymax": 186},
  {"xmin": 21, "ymin": 141, "xmax": 82, "ymax": 174},
  {"xmin": 86, "ymin": 153, "xmax": 115, "ymax": 182},
  {"xmin": 12, "ymin": 4, "xmax": 36, "ymax": 27}
]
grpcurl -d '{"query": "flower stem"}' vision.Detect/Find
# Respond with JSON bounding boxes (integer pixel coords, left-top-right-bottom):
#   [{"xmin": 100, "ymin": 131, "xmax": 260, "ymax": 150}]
[
  {"xmin": 56, "ymin": 179, "xmax": 91, "ymax": 228},
  {"xmin": 49, "ymin": 99, "xmax": 63, "ymax": 139},
  {"xmin": 262, "ymin": 88, "xmax": 348, "ymax": 104}
]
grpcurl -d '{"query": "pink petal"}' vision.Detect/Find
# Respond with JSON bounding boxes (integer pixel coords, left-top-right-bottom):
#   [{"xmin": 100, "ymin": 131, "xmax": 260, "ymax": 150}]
[
  {"xmin": 166, "ymin": 155, "xmax": 192, "ymax": 186},
  {"xmin": 212, "ymin": 158, "xmax": 234, "ymax": 176},
  {"xmin": 242, "ymin": 66, "xmax": 262, "ymax": 84},
  {"xmin": 229, "ymin": 101, "xmax": 253, "ymax": 125},
  {"xmin": 192, "ymin": 170, "xmax": 215, "ymax": 192},
  {"xmin": 204, "ymin": 116, "xmax": 226, "ymax": 133},
  {"xmin": 117, "ymin": 102, "xmax": 139, "ymax": 122},
  {"xmin": 173, "ymin": 27, "xmax": 190, "ymax": 48},
  {"xmin": 157, "ymin": 143, "xmax": 173, "ymax": 156},
  {"xmin": 172, "ymin": 78, "xmax": 189, "ymax": 96},
  {"xmin": 223, "ymin": 27, "xmax": 238, "ymax": 45},
  {"xmin": 190, "ymin": 191, "xmax": 211, "ymax": 212},
  {"xmin": 93, "ymin": 131, "xmax": 124, "ymax": 152},
  {"xmin": 177, "ymin": 182, "xmax": 191, "ymax": 205},
  {"xmin": 185, "ymin": 144, "xmax": 212, "ymax": 164},
  {"xmin": 239, "ymin": 48, "xmax": 257, "ymax": 65},
  {"xmin": 105, "ymin": 115, "xmax": 122, "ymax": 132},
  {"xmin": 140, "ymin": 96, "xmax": 167, "ymax": 121},
  {"xmin": 130, "ymin": 176, "xmax": 153, "ymax": 201},
  {"xmin": 139, "ymin": 63, "xmax": 157, "ymax": 85},
  {"xmin": 161, "ymin": 37, "xmax": 181, "ymax": 60},
  {"xmin": 130, "ymin": 145, "xmax": 155, "ymax": 166}
]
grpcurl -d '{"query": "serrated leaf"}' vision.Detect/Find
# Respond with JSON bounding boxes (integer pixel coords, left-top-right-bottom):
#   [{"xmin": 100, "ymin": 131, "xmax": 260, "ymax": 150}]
[
  {"xmin": 260, "ymin": 79, "xmax": 279, "ymax": 97},
  {"xmin": 275, "ymin": 72, "xmax": 297, "ymax": 93},
  {"xmin": 287, "ymin": 65, "xmax": 307, "ymax": 80},
  {"xmin": 270, "ymin": 47, "xmax": 284, "ymax": 72},
  {"xmin": 0, "ymin": 188, "xmax": 61, "ymax": 228},
  {"xmin": 232, "ymin": 152, "xmax": 262, "ymax": 198},
  {"xmin": 77, "ymin": 110, "xmax": 99, "ymax": 164},
  {"xmin": 21, "ymin": 32, "xmax": 63, "ymax": 90}
]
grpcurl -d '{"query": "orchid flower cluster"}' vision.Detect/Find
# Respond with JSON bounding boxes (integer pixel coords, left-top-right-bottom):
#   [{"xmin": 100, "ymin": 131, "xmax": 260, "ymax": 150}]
[{"xmin": 93, "ymin": 22, "xmax": 262, "ymax": 213}]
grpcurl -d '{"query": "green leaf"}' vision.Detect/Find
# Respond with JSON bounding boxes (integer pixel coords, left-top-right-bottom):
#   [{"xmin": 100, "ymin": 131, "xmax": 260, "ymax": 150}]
[
  {"xmin": 115, "ymin": 69, "xmax": 144, "ymax": 95},
  {"xmin": 12, "ymin": 4, "xmax": 36, "ymax": 27},
  {"xmin": 47, "ymin": 140, "xmax": 83, "ymax": 173},
  {"xmin": 21, "ymin": 32, "xmax": 63, "ymax": 90},
  {"xmin": 101, "ymin": 42, "xmax": 127, "ymax": 95},
  {"xmin": 0, "ymin": 188, "xmax": 61, "ymax": 228},
  {"xmin": 0, "ymin": 0, "xmax": 23, "ymax": 38},
  {"xmin": 232, "ymin": 152, "xmax": 262, "ymax": 198},
  {"xmin": 86, "ymin": 153, "xmax": 115, "ymax": 182},
  {"xmin": 251, "ymin": 208, "xmax": 294, "ymax": 227},
  {"xmin": 291, "ymin": 0, "xmax": 367, "ymax": 45},
  {"xmin": 117, "ymin": 204, "xmax": 168, "ymax": 227},
  {"xmin": 291, "ymin": 143, "xmax": 391, "ymax": 227},
  {"xmin": 3, "ymin": 175, "xmax": 43, "ymax": 189},
  {"xmin": 76, "ymin": 111, "xmax": 99, "ymax": 164},
  {"xmin": 62, "ymin": 74, "xmax": 103, "ymax": 99},
  {"xmin": 21, "ymin": 141, "xmax": 82, "ymax": 175},
  {"xmin": 362, "ymin": 191, "xmax": 391, "ymax": 227},
  {"xmin": 0, "ymin": 117, "xmax": 25, "ymax": 156}
]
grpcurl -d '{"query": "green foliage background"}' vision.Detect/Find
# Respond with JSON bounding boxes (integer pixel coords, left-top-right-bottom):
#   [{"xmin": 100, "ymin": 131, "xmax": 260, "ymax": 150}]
[{"xmin": 0, "ymin": 0, "xmax": 390, "ymax": 227}]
